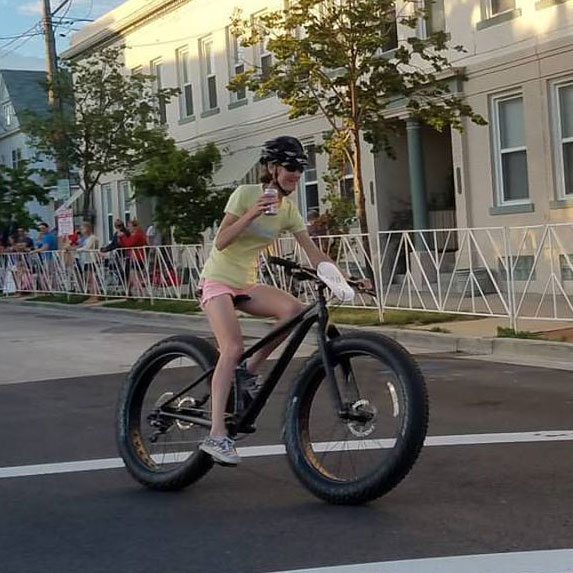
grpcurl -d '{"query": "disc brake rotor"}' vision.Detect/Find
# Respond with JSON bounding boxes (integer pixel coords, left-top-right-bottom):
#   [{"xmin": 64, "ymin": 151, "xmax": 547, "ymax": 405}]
[{"xmin": 347, "ymin": 399, "xmax": 377, "ymax": 437}]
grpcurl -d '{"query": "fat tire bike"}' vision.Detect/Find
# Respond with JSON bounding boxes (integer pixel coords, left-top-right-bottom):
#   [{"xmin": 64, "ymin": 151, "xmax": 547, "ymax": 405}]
[{"xmin": 116, "ymin": 257, "xmax": 429, "ymax": 505}]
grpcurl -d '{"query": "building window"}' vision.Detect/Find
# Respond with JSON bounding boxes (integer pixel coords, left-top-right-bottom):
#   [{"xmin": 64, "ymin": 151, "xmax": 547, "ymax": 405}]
[
  {"xmin": 11, "ymin": 148, "xmax": 22, "ymax": 169},
  {"xmin": 426, "ymin": 0, "xmax": 446, "ymax": 35},
  {"xmin": 150, "ymin": 59, "xmax": 167, "ymax": 124},
  {"xmin": 200, "ymin": 37, "xmax": 218, "ymax": 111},
  {"xmin": 552, "ymin": 80, "xmax": 573, "ymax": 198},
  {"xmin": 101, "ymin": 183, "xmax": 114, "ymax": 243},
  {"xmin": 227, "ymin": 29, "xmax": 247, "ymax": 102},
  {"xmin": 175, "ymin": 48, "xmax": 194, "ymax": 119},
  {"xmin": 560, "ymin": 255, "xmax": 573, "ymax": 281},
  {"xmin": 381, "ymin": 7, "xmax": 398, "ymax": 52},
  {"xmin": 486, "ymin": 0, "xmax": 516, "ymax": 17},
  {"xmin": 0, "ymin": 78, "xmax": 6, "ymax": 101},
  {"xmin": 300, "ymin": 146, "xmax": 319, "ymax": 219},
  {"xmin": 339, "ymin": 161, "xmax": 354, "ymax": 202},
  {"xmin": 119, "ymin": 181, "xmax": 132, "ymax": 225},
  {"xmin": 491, "ymin": 93, "xmax": 529, "ymax": 205},
  {"xmin": 499, "ymin": 255, "xmax": 535, "ymax": 282},
  {"xmin": 2, "ymin": 102, "xmax": 13, "ymax": 127}
]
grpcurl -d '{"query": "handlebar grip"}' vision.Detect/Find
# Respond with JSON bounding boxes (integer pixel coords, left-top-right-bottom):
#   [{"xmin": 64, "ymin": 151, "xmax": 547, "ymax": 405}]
[{"xmin": 267, "ymin": 256, "xmax": 300, "ymax": 271}]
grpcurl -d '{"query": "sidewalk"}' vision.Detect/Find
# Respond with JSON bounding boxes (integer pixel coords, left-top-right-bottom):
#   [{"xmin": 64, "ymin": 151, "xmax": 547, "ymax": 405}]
[{"xmin": 2, "ymin": 297, "xmax": 572, "ymax": 371}]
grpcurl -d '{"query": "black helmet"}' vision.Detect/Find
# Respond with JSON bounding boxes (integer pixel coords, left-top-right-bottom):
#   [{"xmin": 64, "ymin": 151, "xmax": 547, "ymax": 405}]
[{"xmin": 260, "ymin": 136, "xmax": 308, "ymax": 170}]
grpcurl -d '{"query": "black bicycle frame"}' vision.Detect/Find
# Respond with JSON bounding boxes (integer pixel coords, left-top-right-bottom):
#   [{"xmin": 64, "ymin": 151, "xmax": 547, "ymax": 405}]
[{"xmin": 158, "ymin": 284, "xmax": 344, "ymax": 436}]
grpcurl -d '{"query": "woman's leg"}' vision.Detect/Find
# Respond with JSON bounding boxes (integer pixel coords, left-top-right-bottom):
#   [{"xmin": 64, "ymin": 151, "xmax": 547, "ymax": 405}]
[
  {"xmin": 203, "ymin": 294, "xmax": 244, "ymax": 437},
  {"xmin": 236, "ymin": 284, "xmax": 304, "ymax": 374}
]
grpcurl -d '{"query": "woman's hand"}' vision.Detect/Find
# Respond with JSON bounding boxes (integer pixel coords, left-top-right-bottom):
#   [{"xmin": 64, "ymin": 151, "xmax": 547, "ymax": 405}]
[{"xmin": 246, "ymin": 194, "xmax": 275, "ymax": 220}]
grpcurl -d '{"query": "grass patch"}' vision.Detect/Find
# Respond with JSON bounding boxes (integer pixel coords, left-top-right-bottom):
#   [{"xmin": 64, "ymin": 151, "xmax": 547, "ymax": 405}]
[
  {"xmin": 329, "ymin": 307, "xmax": 476, "ymax": 327},
  {"xmin": 496, "ymin": 327, "xmax": 540, "ymax": 340},
  {"xmin": 103, "ymin": 299, "xmax": 200, "ymax": 314},
  {"xmin": 28, "ymin": 294, "xmax": 90, "ymax": 304},
  {"xmin": 428, "ymin": 326, "xmax": 451, "ymax": 334}
]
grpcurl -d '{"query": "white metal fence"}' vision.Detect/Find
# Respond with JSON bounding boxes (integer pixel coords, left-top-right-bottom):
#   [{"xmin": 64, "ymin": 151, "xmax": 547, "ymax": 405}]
[{"xmin": 1, "ymin": 224, "xmax": 572, "ymax": 325}]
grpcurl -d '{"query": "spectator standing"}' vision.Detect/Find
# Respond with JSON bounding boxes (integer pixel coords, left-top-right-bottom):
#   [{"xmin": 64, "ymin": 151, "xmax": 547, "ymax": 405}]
[
  {"xmin": 120, "ymin": 219, "xmax": 148, "ymax": 298},
  {"xmin": 72, "ymin": 222, "xmax": 100, "ymax": 304}
]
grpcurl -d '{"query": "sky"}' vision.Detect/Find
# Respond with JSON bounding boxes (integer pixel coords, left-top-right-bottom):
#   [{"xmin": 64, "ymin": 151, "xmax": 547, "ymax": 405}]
[{"xmin": 0, "ymin": 0, "xmax": 125, "ymax": 70}]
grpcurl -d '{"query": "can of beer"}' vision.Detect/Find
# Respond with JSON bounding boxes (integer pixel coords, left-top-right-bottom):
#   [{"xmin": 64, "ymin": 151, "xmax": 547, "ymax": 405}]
[{"xmin": 263, "ymin": 188, "xmax": 278, "ymax": 215}]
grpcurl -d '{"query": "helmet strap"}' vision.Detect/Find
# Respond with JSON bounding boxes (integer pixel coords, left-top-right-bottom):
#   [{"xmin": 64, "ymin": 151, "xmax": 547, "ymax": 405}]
[{"xmin": 271, "ymin": 165, "xmax": 293, "ymax": 196}]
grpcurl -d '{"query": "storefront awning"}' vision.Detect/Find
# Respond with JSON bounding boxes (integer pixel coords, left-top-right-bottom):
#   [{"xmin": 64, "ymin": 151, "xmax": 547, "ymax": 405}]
[{"xmin": 211, "ymin": 147, "xmax": 261, "ymax": 189}]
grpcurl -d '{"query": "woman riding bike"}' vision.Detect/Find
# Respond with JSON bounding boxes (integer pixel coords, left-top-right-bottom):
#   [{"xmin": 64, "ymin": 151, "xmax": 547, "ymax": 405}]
[{"xmin": 198, "ymin": 136, "xmax": 368, "ymax": 465}]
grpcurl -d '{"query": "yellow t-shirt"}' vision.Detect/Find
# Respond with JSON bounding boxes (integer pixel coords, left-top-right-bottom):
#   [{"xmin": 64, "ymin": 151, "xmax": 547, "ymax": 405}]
[{"xmin": 201, "ymin": 184, "xmax": 307, "ymax": 288}]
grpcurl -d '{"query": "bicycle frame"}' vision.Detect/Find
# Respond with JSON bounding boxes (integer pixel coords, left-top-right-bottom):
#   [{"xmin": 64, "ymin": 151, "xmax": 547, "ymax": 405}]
[{"xmin": 157, "ymin": 283, "xmax": 344, "ymax": 437}]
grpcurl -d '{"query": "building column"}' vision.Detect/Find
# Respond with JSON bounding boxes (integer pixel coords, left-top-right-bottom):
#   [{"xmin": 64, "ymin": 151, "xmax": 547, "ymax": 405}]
[{"xmin": 406, "ymin": 119, "xmax": 429, "ymax": 232}]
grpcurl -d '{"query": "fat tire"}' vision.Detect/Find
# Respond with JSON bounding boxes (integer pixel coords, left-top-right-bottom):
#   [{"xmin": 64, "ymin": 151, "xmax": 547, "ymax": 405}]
[
  {"xmin": 284, "ymin": 332, "xmax": 428, "ymax": 505},
  {"xmin": 116, "ymin": 334, "xmax": 218, "ymax": 491}
]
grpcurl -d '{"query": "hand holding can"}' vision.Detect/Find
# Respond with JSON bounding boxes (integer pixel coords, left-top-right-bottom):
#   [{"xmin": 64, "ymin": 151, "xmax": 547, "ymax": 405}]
[{"xmin": 263, "ymin": 188, "xmax": 278, "ymax": 216}]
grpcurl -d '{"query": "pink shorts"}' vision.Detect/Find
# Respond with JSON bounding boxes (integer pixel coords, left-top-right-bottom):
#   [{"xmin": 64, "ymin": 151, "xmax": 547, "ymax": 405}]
[{"xmin": 199, "ymin": 279, "xmax": 257, "ymax": 309}]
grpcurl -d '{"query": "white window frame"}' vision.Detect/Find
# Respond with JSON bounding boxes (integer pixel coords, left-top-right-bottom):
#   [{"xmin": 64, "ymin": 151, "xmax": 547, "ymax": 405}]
[
  {"xmin": 3, "ymin": 102, "xmax": 13, "ymax": 127},
  {"xmin": 176, "ymin": 47, "xmax": 194, "ymax": 119},
  {"xmin": 485, "ymin": 0, "xmax": 516, "ymax": 19},
  {"xmin": 227, "ymin": 29, "xmax": 247, "ymax": 103},
  {"xmin": 419, "ymin": 0, "xmax": 446, "ymax": 37},
  {"xmin": 118, "ymin": 180, "xmax": 132, "ymax": 224},
  {"xmin": 200, "ymin": 36, "xmax": 218, "ymax": 111},
  {"xmin": 551, "ymin": 79, "xmax": 573, "ymax": 199},
  {"xmin": 11, "ymin": 148, "xmax": 22, "ymax": 168},
  {"xmin": 150, "ymin": 59, "xmax": 167, "ymax": 124},
  {"xmin": 490, "ymin": 91, "xmax": 530, "ymax": 206},
  {"xmin": 252, "ymin": 12, "xmax": 273, "ymax": 79},
  {"xmin": 299, "ymin": 144, "xmax": 319, "ymax": 220},
  {"xmin": 101, "ymin": 183, "xmax": 114, "ymax": 243}
]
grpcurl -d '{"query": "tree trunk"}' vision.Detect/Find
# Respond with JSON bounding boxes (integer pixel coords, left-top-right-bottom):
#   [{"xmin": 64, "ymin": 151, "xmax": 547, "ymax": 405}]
[{"xmin": 352, "ymin": 130, "xmax": 374, "ymax": 280}]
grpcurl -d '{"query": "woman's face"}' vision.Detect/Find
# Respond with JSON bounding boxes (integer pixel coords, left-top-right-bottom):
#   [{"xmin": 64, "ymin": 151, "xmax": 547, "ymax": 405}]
[{"xmin": 272, "ymin": 164, "xmax": 302, "ymax": 193}]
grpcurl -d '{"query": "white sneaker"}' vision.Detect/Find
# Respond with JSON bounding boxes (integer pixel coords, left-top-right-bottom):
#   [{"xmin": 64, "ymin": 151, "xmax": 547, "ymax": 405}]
[{"xmin": 199, "ymin": 436, "xmax": 240, "ymax": 465}]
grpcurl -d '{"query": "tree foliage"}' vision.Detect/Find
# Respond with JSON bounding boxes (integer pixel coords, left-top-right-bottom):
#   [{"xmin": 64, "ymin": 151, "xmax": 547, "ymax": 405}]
[
  {"xmin": 131, "ymin": 142, "xmax": 230, "ymax": 244},
  {"xmin": 229, "ymin": 0, "xmax": 486, "ymax": 235},
  {"xmin": 21, "ymin": 46, "xmax": 178, "ymax": 219},
  {"xmin": 0, "ymin": 161, "xmax": 52, "ymax": 233}
]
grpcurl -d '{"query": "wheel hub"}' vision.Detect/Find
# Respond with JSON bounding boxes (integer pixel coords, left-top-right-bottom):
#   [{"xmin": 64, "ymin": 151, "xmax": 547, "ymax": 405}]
[{"xmin": 346, "ymin": 399, "xmax": 377, "ymax": 437}]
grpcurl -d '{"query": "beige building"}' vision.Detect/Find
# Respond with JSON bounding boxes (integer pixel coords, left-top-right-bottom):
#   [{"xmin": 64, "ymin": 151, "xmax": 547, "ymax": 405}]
[{"xmin": 62, "ymin": 0, "xmax": 573, "ymax": 247}]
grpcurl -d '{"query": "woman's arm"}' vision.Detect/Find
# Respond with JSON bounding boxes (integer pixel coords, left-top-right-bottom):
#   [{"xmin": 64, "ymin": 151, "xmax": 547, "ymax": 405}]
[
  {"xmin": 293, "ymin": 231, "xmax": 334, "ymax": 268},
  {"xmin": 294, "ymin": 230, "xmax": 372, "ymax": 288},
  {"xmin": 214, "ymin": 194, "xmax": 274, "ymax": 251}
]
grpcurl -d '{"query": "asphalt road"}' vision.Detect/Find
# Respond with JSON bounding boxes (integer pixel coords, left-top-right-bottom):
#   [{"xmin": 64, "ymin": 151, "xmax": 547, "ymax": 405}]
[{"xmin": 0, "ymin": 303, "xmax": 572, "ymax": 573}]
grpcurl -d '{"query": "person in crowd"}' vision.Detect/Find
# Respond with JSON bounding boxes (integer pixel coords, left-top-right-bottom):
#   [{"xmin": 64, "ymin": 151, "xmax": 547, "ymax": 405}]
[
  {"xmin": 69, "ymin": 222, "xmax": 100, "ymax": 304},
  {"xmin": 15, "ymin": 228, "xmax": 34, "ymax": 251},
  {"xmin": 31, "ymin": 223, "xmax": 58, "ymax": 254},
  {"xmin": 119, "ymin": 219, "xmax": 148, "ymax": 297}
]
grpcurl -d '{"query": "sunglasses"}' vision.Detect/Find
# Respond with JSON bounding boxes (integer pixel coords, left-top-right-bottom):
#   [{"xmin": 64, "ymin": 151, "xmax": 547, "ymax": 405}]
[{"xmin": 283, "ymin": 163, "xmax": 304, "ymax": 173}]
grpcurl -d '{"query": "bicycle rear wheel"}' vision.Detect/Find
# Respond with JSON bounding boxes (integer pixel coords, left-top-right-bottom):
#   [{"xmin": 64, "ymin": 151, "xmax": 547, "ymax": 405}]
[
  {"xmin": 284, "ymin": 332, "xmax": 428, "ymax": 505},
  {"xmin": 116, "ymin": 334, "xmax": 218, "ymax": 490}
]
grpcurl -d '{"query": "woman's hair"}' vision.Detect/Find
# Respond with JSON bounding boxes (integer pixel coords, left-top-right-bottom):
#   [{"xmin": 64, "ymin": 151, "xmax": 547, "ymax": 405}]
[
  {"xmin": 260, "ymin": 164, "xmax": 273, "ymax": 185},
  {"xmin": 130, "ymin": 219, "xmax": 140, "ymax": 228},
  {"xmin": 82, "ymin": 222, "xmax": 92, "ymax": 234}
]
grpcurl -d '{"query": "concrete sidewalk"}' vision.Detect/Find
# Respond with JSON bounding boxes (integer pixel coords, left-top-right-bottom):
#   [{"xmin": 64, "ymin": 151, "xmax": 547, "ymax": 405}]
[{"xmin": 2, "ymin": 297, "xmax": 572, "ymax": 371}]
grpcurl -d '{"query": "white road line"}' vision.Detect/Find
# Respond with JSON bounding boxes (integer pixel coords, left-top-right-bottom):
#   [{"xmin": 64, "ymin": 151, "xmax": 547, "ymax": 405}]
[
  {"xmin": 266, "ymin": 549, "xmax": 573, "ymax": 573},
  {"xmin": 1, "ymin": 430, "xmax": 572, "ymax": 480}
]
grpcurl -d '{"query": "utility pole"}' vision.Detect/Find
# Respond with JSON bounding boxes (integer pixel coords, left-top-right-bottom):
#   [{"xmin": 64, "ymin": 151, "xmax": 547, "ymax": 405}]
[
  {"xmin": 42, "ymin": 0, "xmax": 58, "ymax": 106},
  {"xmin": 42, "ymin": 0, "xmax": 72, "ymax": 217}
]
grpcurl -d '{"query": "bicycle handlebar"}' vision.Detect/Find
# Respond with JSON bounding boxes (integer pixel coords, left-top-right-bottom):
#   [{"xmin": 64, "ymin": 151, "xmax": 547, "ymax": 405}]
[{"xmin": 267, "ymin": 256, "xmax": 376, "ymax": 297}]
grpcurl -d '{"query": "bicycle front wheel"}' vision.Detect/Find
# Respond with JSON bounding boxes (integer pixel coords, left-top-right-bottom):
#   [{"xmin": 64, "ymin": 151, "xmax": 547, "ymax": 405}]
[
  {"xmin": 284, "ymin": 332, "xmax": 428, "ymax": 505},
  {"xmin": 116, "ymin": 334, "xmax": 218, "ymax": 491}
]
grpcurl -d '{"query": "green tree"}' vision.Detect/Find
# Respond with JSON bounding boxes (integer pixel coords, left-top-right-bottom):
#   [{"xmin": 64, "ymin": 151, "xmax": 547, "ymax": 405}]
[
  {"xmin": 131, "ymin": 141, "xmax": 230, "ymax": 244},
  {"xmin": 0, "ymin": 161, "xmax": 52, "ymax": 233},
  {"xmin": 229, "ymin": 0, "xmax": 486, "ymax": 237},
  {"xmin": 21, "ymin": 46, "xmax": 178, "ymax": 220}
]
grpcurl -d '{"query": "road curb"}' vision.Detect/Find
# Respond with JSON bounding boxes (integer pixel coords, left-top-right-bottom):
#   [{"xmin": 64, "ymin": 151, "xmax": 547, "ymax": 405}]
[{"xmin": 2, "ymin": 298, "xmax": 572, "ymax": 365}]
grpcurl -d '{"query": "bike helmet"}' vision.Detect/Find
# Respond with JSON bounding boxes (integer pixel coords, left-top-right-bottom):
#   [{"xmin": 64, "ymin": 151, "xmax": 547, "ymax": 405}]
[{"xmin": 260, "ymin": 136, "xmax": 308, "ymax": 171}]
